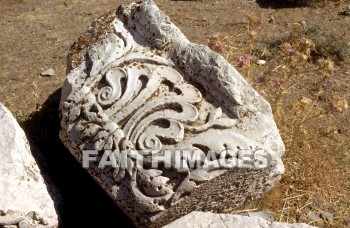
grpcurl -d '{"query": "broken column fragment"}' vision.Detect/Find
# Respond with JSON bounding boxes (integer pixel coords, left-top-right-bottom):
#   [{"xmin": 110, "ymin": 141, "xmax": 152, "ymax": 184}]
[{"xmin": 59, "ymin": 0, "xmax": 285, "ymax": 226}]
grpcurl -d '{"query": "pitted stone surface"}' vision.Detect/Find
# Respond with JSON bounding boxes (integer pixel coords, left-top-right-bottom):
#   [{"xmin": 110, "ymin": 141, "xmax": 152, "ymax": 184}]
[
  {"xmin": 0, "ymin": 103, "xmax": 58, "ymax": 227},
  {"xmin": 59, "ymin": 0, "xmax": 285, "ymax": 226},
  {"xmin": 163, "ymin": 211, "xmax": 316, "ymax": 228}
]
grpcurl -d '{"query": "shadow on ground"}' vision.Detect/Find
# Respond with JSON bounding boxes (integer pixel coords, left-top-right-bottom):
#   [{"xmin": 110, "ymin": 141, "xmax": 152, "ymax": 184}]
[
  {"xmin": 256, "ymin": 0, "xmax": 310, "ymax": 9},
  {"xmin": 22, "ymin": 88, "xmax": 135, "ymax": 228}
]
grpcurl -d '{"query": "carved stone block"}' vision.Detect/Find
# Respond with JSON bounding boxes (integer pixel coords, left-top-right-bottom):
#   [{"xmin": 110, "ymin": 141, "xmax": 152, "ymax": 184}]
[{"xmin": 59, "ymin": 0, "xmax": 285, "ymax": 226}]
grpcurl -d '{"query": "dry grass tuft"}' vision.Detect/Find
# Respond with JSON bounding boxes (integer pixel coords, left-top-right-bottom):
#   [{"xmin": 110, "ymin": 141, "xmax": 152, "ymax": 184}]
[
  {"xmin": 268, "ymin": 24, "xmax": 350, "ymax": 62},
  {"xmin": 208, "ymin": 12, "xmax": 350, "ymax": 227}
]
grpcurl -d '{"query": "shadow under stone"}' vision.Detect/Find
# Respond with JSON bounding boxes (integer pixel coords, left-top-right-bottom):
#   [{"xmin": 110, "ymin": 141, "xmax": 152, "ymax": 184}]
[{"xmin": 22, "ymin": 88, "xmax": 135, "ymax": 228}]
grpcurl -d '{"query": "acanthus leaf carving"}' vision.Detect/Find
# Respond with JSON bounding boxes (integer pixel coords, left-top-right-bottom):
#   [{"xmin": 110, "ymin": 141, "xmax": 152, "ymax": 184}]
[
  {"xmin": 59, "ymin": 1, "xmax": 285, "ymax": 225},
  {"xmin": 63, "ymin": 47, "xmax": 237, "ymax": 213}
]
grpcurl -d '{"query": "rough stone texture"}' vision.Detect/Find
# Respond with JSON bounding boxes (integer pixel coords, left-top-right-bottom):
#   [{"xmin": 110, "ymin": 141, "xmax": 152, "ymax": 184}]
[
  {"xmin": 59, "ymin": 0, "xmax": 285, "ymax": 227},
  {"xmin": 163, "ymin": 211, "xmax": 316, "ymax": 228},
  {"xmin": 0, "ymin": 103, "xmax": 58, "ymax": 227}
]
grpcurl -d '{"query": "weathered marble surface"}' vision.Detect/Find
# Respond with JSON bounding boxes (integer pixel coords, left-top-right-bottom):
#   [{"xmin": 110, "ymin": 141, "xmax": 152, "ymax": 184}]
[
  {"xmin": 0, "ymin": 103, "xmax": 58, "ymax": 227},
  {"xmin": 164, "ymin": 211, "xmax": 316, "ymax": 228},
  {"xmin": 59, "ymin": 0, "xmax": 285, "ymax": 226}
]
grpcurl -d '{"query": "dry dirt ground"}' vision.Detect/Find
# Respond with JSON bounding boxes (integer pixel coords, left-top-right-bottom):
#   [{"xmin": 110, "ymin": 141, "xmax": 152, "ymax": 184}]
[{"xmin": 1, "ymin": 0, "xmax": 350, "ymax": 227}]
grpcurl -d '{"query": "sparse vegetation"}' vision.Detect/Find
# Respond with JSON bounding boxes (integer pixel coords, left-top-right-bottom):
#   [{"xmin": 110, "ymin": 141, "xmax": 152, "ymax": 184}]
[
  {"xmin": 208, "ymin": 12, "xmax": 349, "ymax": 227},
  {"xmin": 268, "ymin": 24, "xmax": 350, "ymax": 62}
]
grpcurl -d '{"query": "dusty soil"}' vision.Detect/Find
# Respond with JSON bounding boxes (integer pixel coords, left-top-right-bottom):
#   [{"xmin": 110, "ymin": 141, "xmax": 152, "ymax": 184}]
[
  {"xmin": 1, "ymin": 0, "xmax": 349, "ymax": 115},
  {"xmin": 1, "ymin": 0, "xmax": 349, "ymax": 227}
]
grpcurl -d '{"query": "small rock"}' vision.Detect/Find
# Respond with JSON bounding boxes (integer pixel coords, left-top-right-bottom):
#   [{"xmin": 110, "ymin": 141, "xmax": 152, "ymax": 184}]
[
  {"xmin": 3, "ymin": 225, "xmax": 17, "ymax": 228},
  {"xmin": 339, "ymin": 6, "xmax": 350, "ymax": 16},
  {"xmin": 202, "ymin": 16, "xmax": 208, "ymax": 21},
  {"xmin": 63, "ymin": 41, "xmax": 70, "ymax": 50},
  {"xmin": 40, "ymin": 68, "xmax": 55, "ymax": 76},
  {"xmin": 0, "ymin": 210, "xmax": 5, "ymax": 216},
  {"xmin": 267, "ymin": 16, "xmax": 274, "ymax": 23},
  {"xmin": 257, "ymin": 60, "xmax": 266, "ymax": 65},
  {"xmin": 307, "ymin": 210, "xmax": 320, "ymax": 222},
  {"xmin": 27, "ymin": 6, "xmax": 35, "ymax": 12},
  {"xmin": 320, "ymin": 211, "xmax": 333, "ymax": 221}
]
